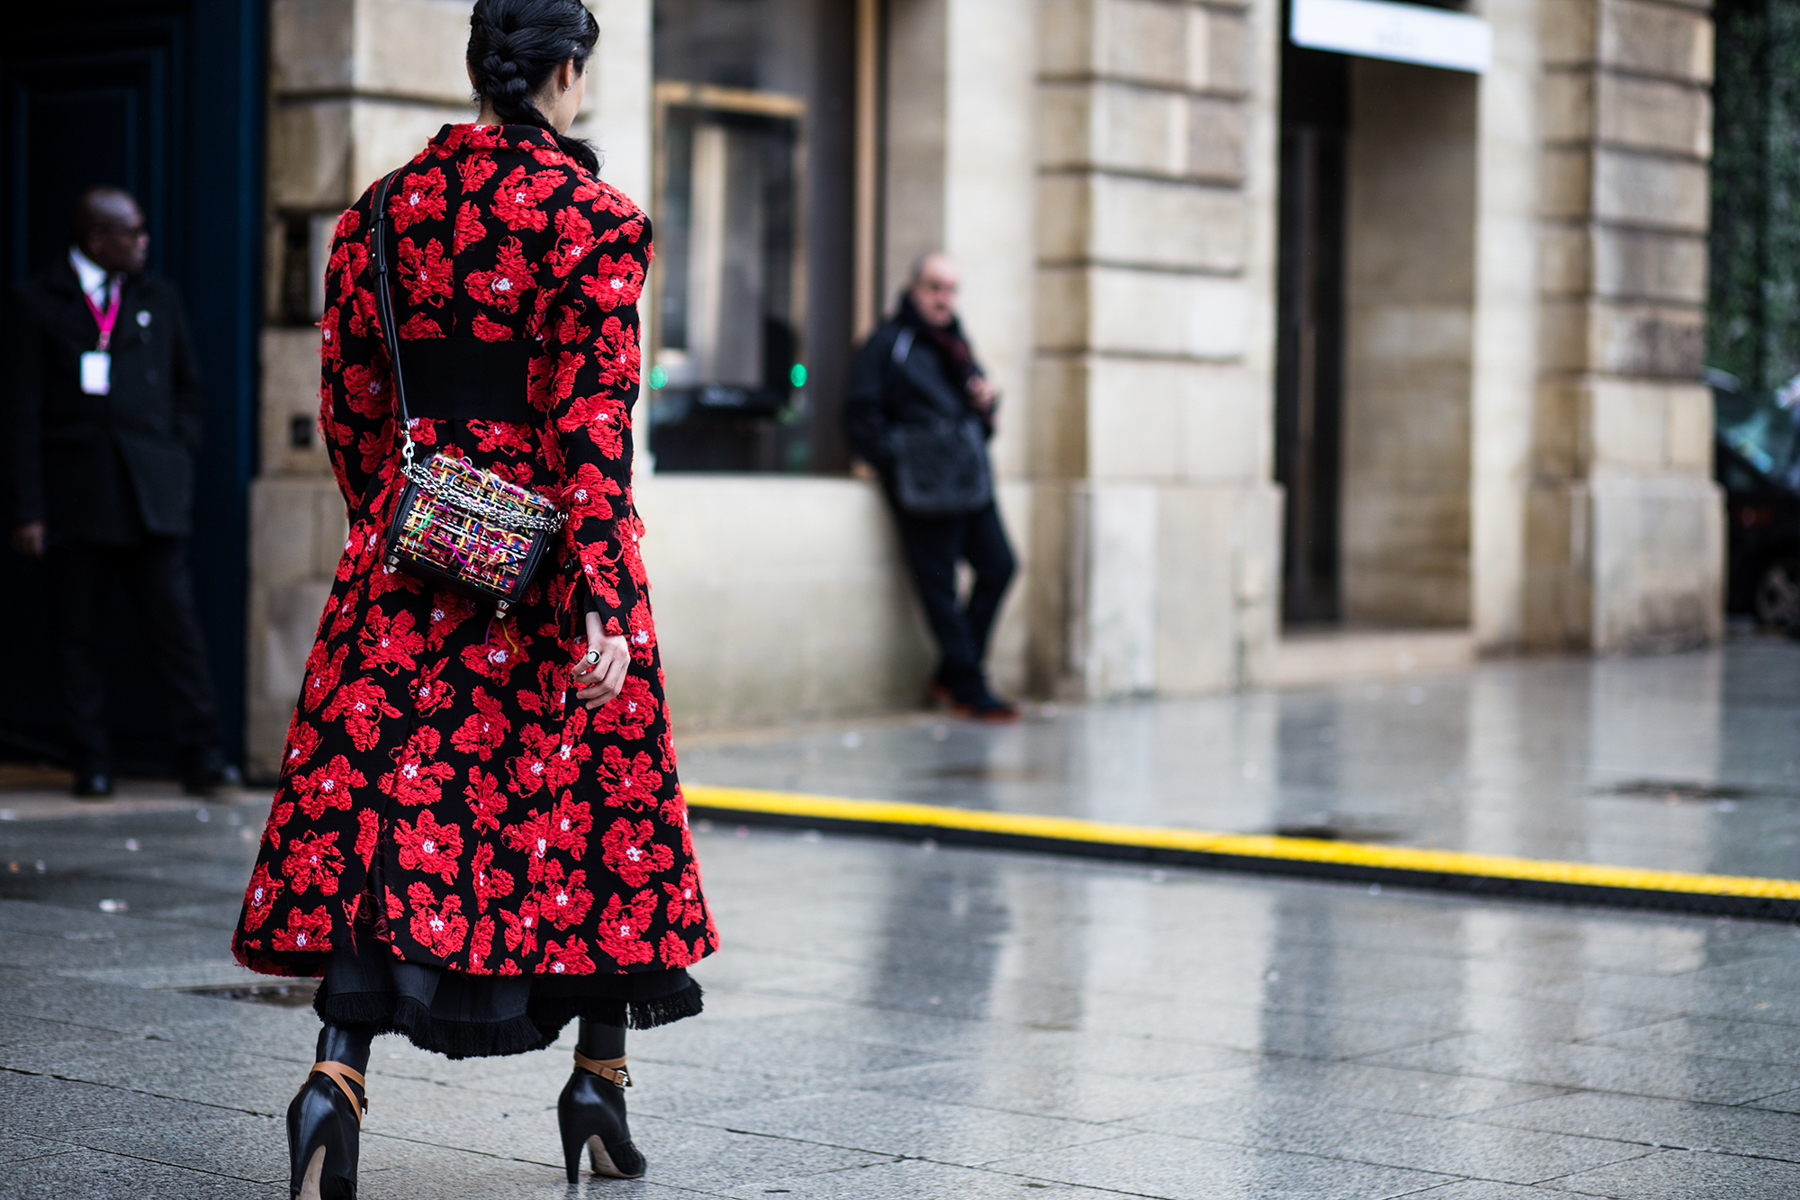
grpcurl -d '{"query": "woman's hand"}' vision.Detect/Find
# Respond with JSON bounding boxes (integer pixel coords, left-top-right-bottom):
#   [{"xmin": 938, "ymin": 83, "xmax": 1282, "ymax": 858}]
[{"xmin": 574, "ymin": 611, "xmax": 630, "ymax": 709}]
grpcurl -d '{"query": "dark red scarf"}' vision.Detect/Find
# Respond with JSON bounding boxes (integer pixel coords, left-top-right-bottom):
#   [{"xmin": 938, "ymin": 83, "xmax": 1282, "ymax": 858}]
[{"xmin": 899, "ymin": 296, "xmax": 980, "ymax": 408}]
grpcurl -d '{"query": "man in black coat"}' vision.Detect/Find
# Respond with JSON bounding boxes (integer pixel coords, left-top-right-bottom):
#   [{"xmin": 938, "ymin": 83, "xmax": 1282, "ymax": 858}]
[
  {"xmin": 3, "ymin": 187, "xmax": 236, "ymax": 797},
  {"xmin": 845, "ymin": 252, "xmax": 1018, "ymax": 720}
]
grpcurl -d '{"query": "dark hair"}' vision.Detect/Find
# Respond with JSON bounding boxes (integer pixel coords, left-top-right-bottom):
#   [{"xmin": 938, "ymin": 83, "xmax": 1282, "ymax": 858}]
[{"xmin": 467, "ymin": 0, "xmax": 601, "ymax": 173}]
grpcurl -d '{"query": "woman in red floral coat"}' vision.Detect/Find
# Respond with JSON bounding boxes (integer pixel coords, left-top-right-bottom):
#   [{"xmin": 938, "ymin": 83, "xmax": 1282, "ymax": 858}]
[{"xmin": 230, "ymin": 3, "xmax": 717, "ymax": 1196}]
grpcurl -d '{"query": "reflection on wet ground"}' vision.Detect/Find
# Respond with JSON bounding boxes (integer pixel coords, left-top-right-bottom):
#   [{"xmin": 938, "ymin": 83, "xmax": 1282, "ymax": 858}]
[
  {"xmin": 8, "ymin": 637, "xmax": 1800, "ymax": 1196},
  {"xmin": 7, "ymin": 800, "xmax": 1800, "ymax": 1197},
  {"xmin": 683, "ymin": 634, "xmax": 1800, "ymax": 879}
]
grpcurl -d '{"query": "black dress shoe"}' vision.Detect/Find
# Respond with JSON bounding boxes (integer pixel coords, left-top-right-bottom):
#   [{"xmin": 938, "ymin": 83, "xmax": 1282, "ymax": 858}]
[
  {"xmin": 72, "ymin": 768, "xmax": 114, "ymax": 799},
  {"xmin": 948, "ymin": 683, "xmax": 1021, "ymax": 723},
  {"xmin": 180, "ymin": 752, "xmax": 243, "ymax": 797}
]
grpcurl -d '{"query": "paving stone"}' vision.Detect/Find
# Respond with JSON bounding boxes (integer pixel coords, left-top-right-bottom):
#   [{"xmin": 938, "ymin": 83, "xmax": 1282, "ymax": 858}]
[
  {"xmin": 0, "ymin": 1133, "xmax": 77, "ymax": 1165},
  {"xmin": 0, "ymin": 1145, "xmax": 266, "ymax": 1199},
  {"xmin": 1542, "ymin": 1146, "xmax": 1800, "ymax": 1197},
  {"xmin": 1358, "ymin": 1033, "xmax": 1800, "ymax": 1105},
  {"xmin": 985, "ymin": 1130, "xmax": 1456, "ymax": 1199},
  {"xmin": 684, "ymin": 1087, "xmax": 1131, "ymax": 1166},
  {"xmin": 1124, "ymin": 1094, "xmax": 1652, "ymax": 1184},
  {"xmin": 9, "ymin": 642, "xmax": 1800, "ymax": 1196},
  {"xmin": 1581, "ymin": 1014, "xmax": 1800, "ymax": 1065},
  {"xmin": 1474, "ymin": 1090, "xmax": 1800, "ymax": 1161},
  {"xmin": 709, "ymin": 1157, "xmax": 1124, "ymax": 1199},
  {"xmin": 1399, "ymin": 1184, "xmax": 1575, "ymax": 1199},
  {"xmin": 1170, "ymin": 1058, "xmax": 1573, "ymax": 1120}
]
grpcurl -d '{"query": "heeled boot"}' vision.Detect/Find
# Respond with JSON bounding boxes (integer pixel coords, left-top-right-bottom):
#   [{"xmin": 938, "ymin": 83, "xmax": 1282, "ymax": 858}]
[
  {"xmin": 558, "ymin": 1050, "xmax": 646, "ymax": 1181},
  {"xmin": 288, "ymin": 1025, "xmax": 370, "ymax": 1200}
]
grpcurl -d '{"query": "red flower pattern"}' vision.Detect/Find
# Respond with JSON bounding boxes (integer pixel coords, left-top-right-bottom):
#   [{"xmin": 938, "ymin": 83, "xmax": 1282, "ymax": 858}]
[
  {"xmin": 491, "ymin": 165, "xmax": 564, "ymax": 231},
  {"xmin": 291, "ymin": 755, "xmax": 364, "ymax": 821},
  {"xmin": 242, "ymin": 864, "xmax": 283, "ymax": 931},
  {"xmin": 450, "ymin": 686, "xmax": 511, "ymax": 760},
  {"xmin": 234, "ymin": 123, "xmax": 715, "ymax": 983},
  {"xmin": 379, "ymin": 729, "xmax": 455, "ymax": 808},
  {"xmin": 407, "ymin": 881, "xmax": 469, "ymax": 956},
  {"xmin": 466, "ymin": 236, "xmax": 534, "ymax": 313},
  {"xmin": 540, "ymin": 935, "xmax": 597, "ymax": 975},
  {"xmin": 595, "ymin": 891, "xmax": 658, "ymax": 966},
  {"xmin": 398, "ymin": 237, "xmax": 453, "ymax": 307},
  {"xmin": 394, "ymin": 810, "xmax": 465, "ymax": 884},
  {"xmin": 272, "ymin": 904, "xmax": 333, "ymax": 953},
  {"xmin": 601, "ymin": 818, "xmax": 673, "ymax": 888},
  {"xmin": 389, "ymin": 168, "xmax": 447, "ymax": 233},
  {"xmin": 283, "ymin": 831, "xmax": 346, "ymax": 896}
]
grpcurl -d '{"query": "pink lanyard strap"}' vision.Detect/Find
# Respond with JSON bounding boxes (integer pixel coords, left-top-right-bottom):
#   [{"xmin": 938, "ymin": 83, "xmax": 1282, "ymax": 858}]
[{"xmin": 84, "ymin": 280, "xmax": 122, "ymax": 352}]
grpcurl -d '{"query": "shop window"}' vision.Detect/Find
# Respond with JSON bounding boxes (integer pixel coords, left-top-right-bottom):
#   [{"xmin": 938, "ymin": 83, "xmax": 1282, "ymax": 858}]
[{"xmin": 650, "ymin": 0, "xmax": 855, "ymax": 473}]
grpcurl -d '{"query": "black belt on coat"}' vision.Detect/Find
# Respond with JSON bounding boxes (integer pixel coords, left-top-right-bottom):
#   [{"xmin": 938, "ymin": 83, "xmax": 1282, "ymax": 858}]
[{"xmin": 399, "ymin": 338, "xmax": 538, "ymax": 425}]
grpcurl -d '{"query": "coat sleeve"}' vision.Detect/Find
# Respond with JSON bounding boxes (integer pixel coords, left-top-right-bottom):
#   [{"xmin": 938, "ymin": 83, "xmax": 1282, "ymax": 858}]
[
  {"xmin": 166, "ymin": 289, "xmax": 206, "ymax": 456},
  {"xmin": 544, "ymin": 214, "xmax": 651, "ymax": 638},
  {"xmin": 1, "ymin": 284, "xmax": 47, "ymax": 528},
  {"xmin": 317, "ymin": 191, "xmax": 393, "ymax": 516},
  {"xmin": 843, "ymin": 327, "xmax": 895, "ymax": 469}
]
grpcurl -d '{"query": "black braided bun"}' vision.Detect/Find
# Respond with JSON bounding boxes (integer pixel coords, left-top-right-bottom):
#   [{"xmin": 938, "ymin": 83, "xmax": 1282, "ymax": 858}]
[{"xmin": 467, "ymin": 0, "xmax": 601, "ymax": 173}]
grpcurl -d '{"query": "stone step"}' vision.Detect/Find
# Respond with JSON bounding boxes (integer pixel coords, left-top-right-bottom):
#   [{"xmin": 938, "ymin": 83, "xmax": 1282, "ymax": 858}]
[{"xmin": 1263, "ymin": 626, "xmax": 1478, "ymax": 688}]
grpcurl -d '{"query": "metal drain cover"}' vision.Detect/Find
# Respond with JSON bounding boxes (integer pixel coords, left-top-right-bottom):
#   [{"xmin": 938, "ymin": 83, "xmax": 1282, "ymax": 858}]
[{"xmin": 182, "ymin": 981, "xmax": 319, "ymax": 1008}]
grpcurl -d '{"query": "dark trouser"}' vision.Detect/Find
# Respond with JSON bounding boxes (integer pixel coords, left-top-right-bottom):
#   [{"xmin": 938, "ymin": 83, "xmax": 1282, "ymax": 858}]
[
  {"xmin": 45, "ymin": 538, "xmax": 221, "ymax": 766},
  {"xmin": 892, "ymin": 502, "xmax": 1016, "ymax": 700}
]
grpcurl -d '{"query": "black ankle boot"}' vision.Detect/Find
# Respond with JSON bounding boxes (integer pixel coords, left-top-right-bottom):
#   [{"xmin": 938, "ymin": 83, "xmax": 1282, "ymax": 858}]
[
  {"xmin": 288, "ymin": 1062, "xmax": 365, "ymax": 1199},
  {"xmin": 558, "ymin": 1052, "xmax": 645, "ymax": 1181}
]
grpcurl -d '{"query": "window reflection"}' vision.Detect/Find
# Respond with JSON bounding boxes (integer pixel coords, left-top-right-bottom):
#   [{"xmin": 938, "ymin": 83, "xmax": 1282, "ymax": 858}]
[
  {"xmin": 652, "ymin": 87, "xmax": 804, "ymax": 469},
  {"xmin": 650, "ymin": 0, "xmax": 855, "ymax": 474}
]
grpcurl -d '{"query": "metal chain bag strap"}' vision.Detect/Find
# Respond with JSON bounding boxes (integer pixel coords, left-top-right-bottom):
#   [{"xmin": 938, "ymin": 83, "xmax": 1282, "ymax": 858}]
[{"xmin": 370, "ymin": 169, "xmax": 565, "ymax": 615}]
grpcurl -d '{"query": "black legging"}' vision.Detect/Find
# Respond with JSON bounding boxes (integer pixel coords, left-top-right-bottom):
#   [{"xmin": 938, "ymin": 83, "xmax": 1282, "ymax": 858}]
[
  {"xmin": 575, "ymin": 1019, "xmax": 624, "ymax": 1061},
  {"xmin": 315, "ymin": 1017, "xmax": 623, "ymax": 1070}
]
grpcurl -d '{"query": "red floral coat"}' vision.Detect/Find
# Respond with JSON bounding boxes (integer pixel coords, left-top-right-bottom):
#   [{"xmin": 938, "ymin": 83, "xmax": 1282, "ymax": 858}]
[{"xmin": 233, "ymin": 124, "xmax": 719, "ymax": 982}]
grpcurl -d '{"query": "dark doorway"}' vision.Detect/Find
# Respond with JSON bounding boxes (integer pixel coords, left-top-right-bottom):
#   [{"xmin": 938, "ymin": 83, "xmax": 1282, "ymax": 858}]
[
  {"xmin": 1274, "ymin": 45, "xmax": 1349, "ymax": 626},
  {"xmin": 1, "ymin": 0, "xmax": 264, "ymax": 770}
]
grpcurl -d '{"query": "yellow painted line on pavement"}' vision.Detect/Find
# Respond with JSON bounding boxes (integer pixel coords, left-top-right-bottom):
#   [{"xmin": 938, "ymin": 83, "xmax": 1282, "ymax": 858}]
[{"xmin": 683, "ymin": 784, "xmax": 1800, "ymax": 902}]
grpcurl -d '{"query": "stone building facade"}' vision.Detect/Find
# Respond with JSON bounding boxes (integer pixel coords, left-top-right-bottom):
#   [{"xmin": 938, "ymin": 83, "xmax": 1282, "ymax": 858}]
[{"xmin": 246, "ymin": 0, "xmax": 1721, "ymax": 776}]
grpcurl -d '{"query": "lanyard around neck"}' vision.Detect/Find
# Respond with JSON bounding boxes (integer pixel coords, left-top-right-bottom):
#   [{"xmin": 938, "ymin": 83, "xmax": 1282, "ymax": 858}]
[{"xmin": 83, "ymin": 280, "xmax": 122, "ymax": 352}]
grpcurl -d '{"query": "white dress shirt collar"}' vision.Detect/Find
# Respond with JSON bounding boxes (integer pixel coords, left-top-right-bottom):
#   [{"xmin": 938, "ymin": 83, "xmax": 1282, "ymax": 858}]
[{"xmin": 69, "ymin": 246, "xmax": 116, "ymax": 308}]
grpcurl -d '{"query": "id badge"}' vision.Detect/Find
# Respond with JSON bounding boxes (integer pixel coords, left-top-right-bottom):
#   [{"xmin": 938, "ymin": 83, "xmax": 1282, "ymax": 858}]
[{"xmin": 80, "ymin": 351, "xmax": 111, "ymax": 395}]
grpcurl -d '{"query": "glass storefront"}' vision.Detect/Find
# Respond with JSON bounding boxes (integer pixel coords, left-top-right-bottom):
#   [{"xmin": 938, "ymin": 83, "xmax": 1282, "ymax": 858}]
[{"xmin": 650, "ymin": 0, "xmax": 856, "ymax": 473}]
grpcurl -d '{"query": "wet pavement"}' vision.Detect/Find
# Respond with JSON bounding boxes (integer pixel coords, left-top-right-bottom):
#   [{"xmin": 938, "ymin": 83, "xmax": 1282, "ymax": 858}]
[
  {"xmin": 6, "ymin": 636, "xmax": 1800, "ymax": 1197},
  {"xmin": 682, "ymin": 633, "xmax": 1800, "ymax": 880}
]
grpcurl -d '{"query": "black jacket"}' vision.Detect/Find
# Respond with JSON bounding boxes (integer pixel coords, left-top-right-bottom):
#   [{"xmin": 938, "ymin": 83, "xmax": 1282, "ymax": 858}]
[
  {"xmin": 845, "ymin": 307, "xmax": 993, "ymax": 482},
  {"xmin": 2, "ymin": 262, "xmax": 205, "ymax": 544}
]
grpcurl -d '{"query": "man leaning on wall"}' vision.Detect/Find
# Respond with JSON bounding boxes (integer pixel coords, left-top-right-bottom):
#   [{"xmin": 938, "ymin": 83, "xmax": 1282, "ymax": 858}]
[{"xmin": 845, "ymin": 252, "xmax": 1018, "ymax": 721}]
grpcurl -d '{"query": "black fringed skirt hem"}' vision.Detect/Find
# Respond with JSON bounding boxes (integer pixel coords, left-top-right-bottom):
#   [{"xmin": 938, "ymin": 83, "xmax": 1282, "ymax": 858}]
[{"xmin": 311, "ymin": 933, "xmax": 702, "ymax": 1060}]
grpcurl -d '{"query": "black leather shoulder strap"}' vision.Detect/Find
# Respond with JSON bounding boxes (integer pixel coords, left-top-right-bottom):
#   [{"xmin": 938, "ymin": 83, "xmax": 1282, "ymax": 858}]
[{"xmin": 370, "ymin": 170, "xmax": 411, "ymax": 431}]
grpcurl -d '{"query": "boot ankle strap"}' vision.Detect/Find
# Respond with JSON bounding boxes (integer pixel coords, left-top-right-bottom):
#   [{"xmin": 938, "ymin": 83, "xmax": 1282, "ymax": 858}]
[
  {"xmin": 310, "ymin": 1061, "xmax": 368, "ymax": 1127},
  {"xmin": 573, "ymin": 1050, "xmax": 631, "ymax": 1087}
]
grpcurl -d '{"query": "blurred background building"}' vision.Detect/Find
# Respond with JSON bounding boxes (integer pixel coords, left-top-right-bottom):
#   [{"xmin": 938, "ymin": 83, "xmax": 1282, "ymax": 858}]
[{"xmin": 3, "ymin": 0, "xmax": 1729, "ymax": 780}]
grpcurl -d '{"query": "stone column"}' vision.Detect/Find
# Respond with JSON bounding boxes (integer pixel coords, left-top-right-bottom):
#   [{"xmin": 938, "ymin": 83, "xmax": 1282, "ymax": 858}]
[
  {"xmin": 249, "ymin": 0, "xmax": 480, "ymax": 777},
  {"xmin": 1034, "ymin": 0, "xmax": 1283, "ymax": 696},
  {"xmin": 1469, "ymin": 0, "xmax": 1545, "ymax": 648},
  {"xmin": 1525, "ymin": 0, "xmax": 1722, "ymax": 651}
]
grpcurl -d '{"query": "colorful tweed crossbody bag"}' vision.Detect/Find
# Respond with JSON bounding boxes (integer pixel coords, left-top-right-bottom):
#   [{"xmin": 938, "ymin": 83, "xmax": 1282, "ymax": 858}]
[{"xmin": 370, "ymin": 169, "xmax": 564, "ymax": 615}]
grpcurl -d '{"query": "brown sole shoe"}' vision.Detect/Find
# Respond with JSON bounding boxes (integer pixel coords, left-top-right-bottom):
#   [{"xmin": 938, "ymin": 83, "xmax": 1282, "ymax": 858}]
[{"xmin": 951, "ymin": 703, "xmax": 1020, "ymax": 723}]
